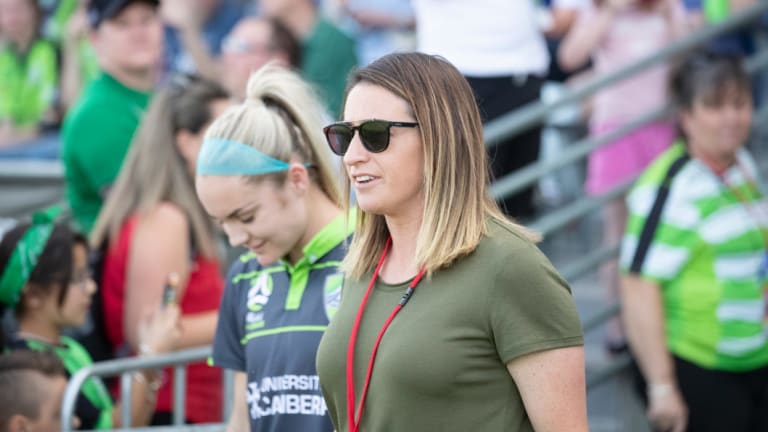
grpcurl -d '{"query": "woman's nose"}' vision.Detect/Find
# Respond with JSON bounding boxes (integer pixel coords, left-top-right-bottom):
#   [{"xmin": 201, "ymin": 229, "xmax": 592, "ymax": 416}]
[{"xmin": 222, "ymin": 222, "xmax": 248, "ymax": 248}]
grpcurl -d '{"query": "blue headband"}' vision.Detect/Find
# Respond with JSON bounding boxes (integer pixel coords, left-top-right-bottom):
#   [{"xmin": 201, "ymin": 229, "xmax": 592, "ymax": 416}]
[{"xmin": 197, "ymin": 138, "xmax": 294, "ymax": 176}]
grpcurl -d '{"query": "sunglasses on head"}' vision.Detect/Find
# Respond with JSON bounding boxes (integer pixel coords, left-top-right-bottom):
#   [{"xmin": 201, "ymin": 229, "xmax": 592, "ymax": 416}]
[{"xmin": 323, "ymin": 119, "xmax": 419, "ymax": 156}]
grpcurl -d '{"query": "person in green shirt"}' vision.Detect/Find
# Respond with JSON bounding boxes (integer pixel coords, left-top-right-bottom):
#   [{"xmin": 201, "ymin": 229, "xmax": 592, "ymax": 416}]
[
  {"xmin": 316, "ymin": 52, "xmax": 586, "ymax": 432},
  {"xmin": 62, "ymin": 0, "xmax": 163, "ymax": 234},
  {"xmin": 259, "ymin": 0, "xmax": 358, "ymax": 118},
  {"xmin": 621, "ymin": 51, "xmax": 768, "ymax": 432}
]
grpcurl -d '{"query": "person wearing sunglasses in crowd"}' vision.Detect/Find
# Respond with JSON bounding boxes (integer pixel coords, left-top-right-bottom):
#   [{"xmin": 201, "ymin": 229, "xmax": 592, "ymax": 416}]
[
  {"xmin": 90, "ymin": 75, "xmax": 230, "ymax": 425},
  {"xmin": 196, "ymin": 64, "xmax": 348, "ymax": 432},
  {"xmin": 0, "ymin": 208, "xmax": 181, "ymax": 430},
  {"xmin": 315, "ymin": 52, "xmax": 587, "ymax": 432},
  {"xmin": 620, "ymin": 51, "xmax": 768, "ymax": 432}
]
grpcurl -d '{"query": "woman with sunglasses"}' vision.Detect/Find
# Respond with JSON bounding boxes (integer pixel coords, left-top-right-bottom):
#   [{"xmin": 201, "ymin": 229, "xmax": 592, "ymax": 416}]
[
  {"xmin": 316, "ymin": 52, "xmax": 587, "ymax": 432},
  {"xmin": 0, "ymin": 209, "xmax": 181, "ymax": 429},
  {"xmin": 90, "ymin": 75, "xmax": 230, "ymax": 425},
  {"xmin": 195, "ymin": 64, "xmax": 347, "ymax": 432}
]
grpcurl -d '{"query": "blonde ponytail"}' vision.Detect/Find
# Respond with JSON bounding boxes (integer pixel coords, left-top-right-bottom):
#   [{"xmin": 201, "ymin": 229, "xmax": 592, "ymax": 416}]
[{"xmin": 205, "ymin": 64, "xmax": 342, "ymax": 205}]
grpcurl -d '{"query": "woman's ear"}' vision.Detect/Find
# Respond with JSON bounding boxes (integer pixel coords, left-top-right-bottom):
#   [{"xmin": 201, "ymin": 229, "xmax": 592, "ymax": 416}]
[
  {"xmin": 286, "ymin": 163, "xmax": 310, "ymax": 195},
  {"xmin": 20, "ymin": 285, "xmax": 46, "ymax": 310},
  {"xmin": 7, "ymin": 414, "xmax": 29, "ymax": 432},
  {"xmin": 175, "ymin": 129, "xmax": 197, "ymax": 162}
]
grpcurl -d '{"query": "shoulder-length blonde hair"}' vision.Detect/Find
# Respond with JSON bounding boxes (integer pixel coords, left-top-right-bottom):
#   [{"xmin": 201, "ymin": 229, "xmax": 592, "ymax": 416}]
[
  {"xmin": 342, "ymin": 53, "xmax": 538, "ymax": 279},
  {"xmin": 201, "ymin": 64, "xmax": 342, "ymax": 206},
  {"xmin": 90, "ymin": 76, "xmax": 228, "ymax": 257}
]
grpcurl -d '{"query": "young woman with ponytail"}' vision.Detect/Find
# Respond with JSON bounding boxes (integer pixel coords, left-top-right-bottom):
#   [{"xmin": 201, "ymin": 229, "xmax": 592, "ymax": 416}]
[
  {"xmin": 195, "ymin": 64, "xmax": 346, "ymax": 432},
  {"xmin": 90, "ymin": 75, "xmax": 231, "ymax": 424}
]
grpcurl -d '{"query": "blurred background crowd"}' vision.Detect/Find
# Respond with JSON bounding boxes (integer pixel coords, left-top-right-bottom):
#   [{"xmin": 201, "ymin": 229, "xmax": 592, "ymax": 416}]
[{"xmin": 1, "ymin": 0, "xmax": 768, "ymax": 430}]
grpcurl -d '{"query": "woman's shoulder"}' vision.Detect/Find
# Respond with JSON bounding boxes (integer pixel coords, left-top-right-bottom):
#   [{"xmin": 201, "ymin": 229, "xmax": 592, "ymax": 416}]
[
  {"xmin": 139, "ymin": 202, "xmax": 189, "ymax": 226},
  {"xmin": 472, "ymin": 218, "xmax": 551, "ymax": 272},
  {"xmin": 131, "ymin": 203, "xmax": 190, "ymax": 241}
]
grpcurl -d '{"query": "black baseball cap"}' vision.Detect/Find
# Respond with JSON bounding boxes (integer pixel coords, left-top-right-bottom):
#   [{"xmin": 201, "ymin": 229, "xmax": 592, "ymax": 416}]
[{"xmin": 88, "ymin": 0, "xmax": 160, "ymax": 29}]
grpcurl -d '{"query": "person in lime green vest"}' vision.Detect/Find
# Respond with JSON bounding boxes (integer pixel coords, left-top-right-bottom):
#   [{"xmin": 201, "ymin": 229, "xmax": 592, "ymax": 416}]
[
  {"xmin": 0, "ymin": 209, "xmax": 182, "ymax": 429},
  {"xmin": 0, "ymin": 0, "xmax": 60, "ymax": 148}
]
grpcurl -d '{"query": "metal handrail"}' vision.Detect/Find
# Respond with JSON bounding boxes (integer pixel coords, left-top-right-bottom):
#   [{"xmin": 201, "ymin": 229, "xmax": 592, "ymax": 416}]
[
  {"xmin": 61, "ymin": 346, "xmax": 211, "ymax": 432},
  {"xmin": 492, "ymin": 25, "xmax": 768, "ymax": 201},
  {"xmin": 483, "ymin": 1, "xmax": 768, "ymax": 148},
  {"xmin": 81, "ymin": 424, "xmax": 225, "ymax": 432}
]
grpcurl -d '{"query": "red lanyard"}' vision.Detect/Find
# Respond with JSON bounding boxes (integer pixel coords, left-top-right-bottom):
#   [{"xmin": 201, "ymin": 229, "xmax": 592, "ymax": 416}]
[{"xmin": 345, "ymin": 237, "xmax": 425, "ymax": 432}]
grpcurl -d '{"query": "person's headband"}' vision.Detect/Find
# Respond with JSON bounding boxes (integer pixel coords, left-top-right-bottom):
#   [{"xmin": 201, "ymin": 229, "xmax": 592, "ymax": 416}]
[
  {"xmin": 197, "ymin": 138, "xmax": 302, "ymax": 176},
  {"xmin": 0, "ymin": 206, "xmax": 63, "ymax": 308}
]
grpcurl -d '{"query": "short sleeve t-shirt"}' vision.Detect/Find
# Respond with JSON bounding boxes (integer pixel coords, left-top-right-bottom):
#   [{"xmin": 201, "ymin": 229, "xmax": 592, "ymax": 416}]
[
  {"xmin": 62, "ymin": 72, "xmax": 151, "ymax": 234},
  {"xmin": 211, "ymin": 213, "xmax": 352, "ymax": 432},
  {"xmin": 620, "ymin": 143, "xmax": 768, "ymax": 372},
  {"xmin": 316, "ymin": 218, "xmax": 583, "ymax": 432}
]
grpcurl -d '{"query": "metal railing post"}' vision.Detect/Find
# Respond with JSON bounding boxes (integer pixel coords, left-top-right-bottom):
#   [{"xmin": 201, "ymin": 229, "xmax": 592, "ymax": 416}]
[
  {"xmin": 173, "ymin": 365, "xmax": 187, "ymax": 425},
  {"xmin": 222, "ymin": 369, "xmax": 235, "ymax": 421},
  {"xmin": 61, "ymin": 365, "xmax": 96, "ymax": 432},
  {"xmin": 121, "ymin": 372, "xmax": 133, "ymax": 427}
]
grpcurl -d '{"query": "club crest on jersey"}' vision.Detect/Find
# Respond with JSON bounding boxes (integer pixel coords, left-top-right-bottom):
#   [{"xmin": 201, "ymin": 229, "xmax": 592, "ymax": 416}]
[
  {"xmin": 248, "ymin": 272, "xmax": 274, "ymax": 312},
  {"xmin": 323, "ymin": 273, "xmax": 342, "ymax": 320}
]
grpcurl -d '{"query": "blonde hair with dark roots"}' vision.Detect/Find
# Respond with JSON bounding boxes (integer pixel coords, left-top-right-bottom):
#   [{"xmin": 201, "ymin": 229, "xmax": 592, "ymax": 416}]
[
  {"xmin": 91, "ymin": 77, "xmax": 228, "ymax": 257},
  {"xmin": 342, "ymin": 53, "xmax": 539, "ymax": 280},
  {"xmin": 202, "ymin": 64, "xmax": 342, "ymax": 206}
]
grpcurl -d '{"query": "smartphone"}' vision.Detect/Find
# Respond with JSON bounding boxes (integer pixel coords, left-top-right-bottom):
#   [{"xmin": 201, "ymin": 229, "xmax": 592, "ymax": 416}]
[{"xmin": 163, "ymin": 273, "xmax": 179, "ymax": 308}]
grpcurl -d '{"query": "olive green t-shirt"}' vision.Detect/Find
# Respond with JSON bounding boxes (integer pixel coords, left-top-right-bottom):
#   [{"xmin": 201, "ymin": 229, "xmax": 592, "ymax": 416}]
[{"xmin": 316, "ymin": 219, "xmax": 583, "ymax": 432}]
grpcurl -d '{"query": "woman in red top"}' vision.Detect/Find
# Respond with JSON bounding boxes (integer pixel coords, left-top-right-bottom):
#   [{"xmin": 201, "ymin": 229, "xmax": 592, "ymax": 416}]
[{"xmin": 90, "ymin": 75, "xmax": 231, "ymax": 424}]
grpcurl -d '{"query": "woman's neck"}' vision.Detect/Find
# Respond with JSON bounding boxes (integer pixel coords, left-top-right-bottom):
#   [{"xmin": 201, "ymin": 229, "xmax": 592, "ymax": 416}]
[
  {"xmin": 16, "ymin": 317, "xmax": 61, "ymax": 345},
  {"xmin": 287, "ymin": 187, "xmax": 343, "ymax": 264},
  {"xmin": 380, "ymin": 212, "xmax": 422, "ymax": 284},
  {"xmin": 103, "ymin": 64, "xmax": 157, "ymax": 93},
  {"xmin": 689, "ymin": 145, "xmax": 736, "ymax": 176}
]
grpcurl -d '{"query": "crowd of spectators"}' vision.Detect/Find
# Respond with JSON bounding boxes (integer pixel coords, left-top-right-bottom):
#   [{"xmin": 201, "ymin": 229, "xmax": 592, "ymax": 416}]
[{"xmin": 0, "ymin": 0, "xmax": 767, "ymax": 430}]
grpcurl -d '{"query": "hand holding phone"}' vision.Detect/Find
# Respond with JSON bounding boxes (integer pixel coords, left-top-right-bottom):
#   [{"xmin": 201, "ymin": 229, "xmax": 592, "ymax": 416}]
[{"xmin": 163, "ymin": 272, "xmax": 180, "ymax": 308}]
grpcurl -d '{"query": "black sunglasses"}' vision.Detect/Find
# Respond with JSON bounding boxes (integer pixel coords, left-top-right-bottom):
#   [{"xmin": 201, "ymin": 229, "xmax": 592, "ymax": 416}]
[{"xmin": 323, "ymin": 119, "xmax": 419, "ymax": 156}]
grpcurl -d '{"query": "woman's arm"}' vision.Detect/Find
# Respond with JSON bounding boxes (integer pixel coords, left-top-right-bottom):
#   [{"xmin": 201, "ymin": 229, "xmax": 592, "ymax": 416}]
[
  {"xmin": 124, "ymin": 203, "xmax": 191, "ymax": 350},
  {"xmin": 226, "ymin": 371, "xmax": 249, "ymax": 432},
  {"xmin": 126, "ymin": 204, "xmax": 219, "ymax": 350},
  {"xmin": 620, "ymin": 275, "xmax": 687, "ymax": 432},
  {"xmin": 506, "ymin": 346, "xmax": 588, "ymax": 432},
  {"xmin": 557, "ymin": 0, "xmax": 631, "ymax": 71},
  {"xmin": 112, "ymin": 305, "xmax": 182, "ymax": 426},
  {"xmin": 60, "ymin": 8, "xmax": 88, "ymax": 111},
  {"xmin": 176, "ymin": 311, "xmax": 218, "ymax": 349}
]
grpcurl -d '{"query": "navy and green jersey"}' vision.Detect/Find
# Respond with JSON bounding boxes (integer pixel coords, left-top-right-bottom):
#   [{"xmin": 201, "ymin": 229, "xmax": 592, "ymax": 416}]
[
  {"xmin": 0, "ymin": 39, "xmax": 59, "ymax": 127},
  {"xmin": 211, "ymin": 212, "xmax": 352, "ymax": 432},
  {"xmin": 8, "ymin": 335, "xmax": 114, "ymax": 429}
]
